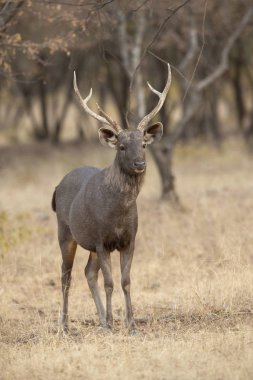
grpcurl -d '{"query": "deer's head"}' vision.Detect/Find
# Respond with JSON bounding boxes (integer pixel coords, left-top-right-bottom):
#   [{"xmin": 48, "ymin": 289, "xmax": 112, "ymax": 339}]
[{"xmin": 73, "ymin": 64, "xmax": 171, "ymax": 176}]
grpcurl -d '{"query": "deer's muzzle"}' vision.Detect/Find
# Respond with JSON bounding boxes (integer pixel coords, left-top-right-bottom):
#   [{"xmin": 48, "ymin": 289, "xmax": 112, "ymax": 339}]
[{"xmin": 133, "ymin": 160, "xmax": 146, "ymax": 173}]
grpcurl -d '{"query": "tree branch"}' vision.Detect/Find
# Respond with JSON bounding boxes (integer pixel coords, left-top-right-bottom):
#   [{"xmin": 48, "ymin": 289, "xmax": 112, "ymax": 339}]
[
  {"xmin": 178, "ymin": 22, "xmax": 198, "ymax": 73},
  {"xmin": 0, "ymin": 1, "xmax": 24, "ymax": 32},
  {"xmin": 196, "ymin": 7, "xmax": 253, "ymax": 92},
  {"xmin": 126, "ymin": 0, "xmax": 192, "ymax": 121}
]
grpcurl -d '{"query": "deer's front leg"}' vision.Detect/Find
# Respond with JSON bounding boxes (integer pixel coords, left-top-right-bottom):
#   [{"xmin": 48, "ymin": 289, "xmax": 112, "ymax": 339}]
[
  {"xmin": 97, "ymin": 247, "xmax": 113, "ymax": 329},
  {"xmin": 85, "ymin": 252, "xmax": 106, "ymax": 327},
  {"xmin": 120, "ymin": 243, "xmax": 136, "ymax": 335}
]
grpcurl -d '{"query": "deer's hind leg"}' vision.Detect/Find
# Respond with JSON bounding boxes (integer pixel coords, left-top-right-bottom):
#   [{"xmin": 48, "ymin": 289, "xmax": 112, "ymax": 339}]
[
  {"xmin": 58, "ymin": 221, "xmax": 77, "ymax": 333},
  {"xmin": 85, "ymin": 252, "xmax": 106, "ymax": 327}
]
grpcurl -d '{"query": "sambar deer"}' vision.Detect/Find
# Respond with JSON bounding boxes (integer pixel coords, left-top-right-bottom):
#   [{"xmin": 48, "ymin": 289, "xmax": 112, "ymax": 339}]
[{"xmin": 52, "ymin": 64, "xmax": 171, "ymax": 334}]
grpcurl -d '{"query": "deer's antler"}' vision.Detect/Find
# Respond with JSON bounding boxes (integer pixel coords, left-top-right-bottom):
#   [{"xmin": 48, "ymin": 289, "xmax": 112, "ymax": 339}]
[
  {"xmin": 137, "ymin": 63, "xmax": 171, "ymax": 131},
  {"xmin": 73, "ymin": 71, "xmax": 122, "ymax": 134}
]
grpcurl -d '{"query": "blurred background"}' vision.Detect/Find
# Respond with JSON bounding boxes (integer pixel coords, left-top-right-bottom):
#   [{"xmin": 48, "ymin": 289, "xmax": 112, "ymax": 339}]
[
  {"xmin": 2, "ymin": 3, "xmax": 253, "ymax": 378},
  {"xmin": 0, "ymin": 0, "xmax": 252, "ymax": 202}
]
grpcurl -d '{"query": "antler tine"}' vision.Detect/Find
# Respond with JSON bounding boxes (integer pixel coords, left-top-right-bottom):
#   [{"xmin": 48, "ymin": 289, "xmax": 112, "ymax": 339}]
[
  {"xmin": 96, "ymin": 104, "xmax": 122, "ymax": 133},
  {"xmin": 137, "ymin": 63, "xmax": 171, "ymax": 132},
  {"xmin": 73, "ymin": 71, "xmax": 120, "ymax": 132}
]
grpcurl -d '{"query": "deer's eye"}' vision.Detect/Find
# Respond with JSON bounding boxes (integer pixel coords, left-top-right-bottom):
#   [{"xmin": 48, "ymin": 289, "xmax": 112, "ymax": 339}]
[
  {"xmin": 119, "ymin": 144, "xmax": 125, "ymax": 151},
  {"xmin": 142, "ymin": 143, "xmax": 147, "ymax": 149}
]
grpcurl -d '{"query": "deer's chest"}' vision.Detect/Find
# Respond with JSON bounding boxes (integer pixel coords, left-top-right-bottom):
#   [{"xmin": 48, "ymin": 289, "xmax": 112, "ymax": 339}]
[
  {"xmin": 103, "ymin": 226, "xmax": 132, "ymax": 252},
  {"xmin": 100, "ymin": 207, "xmax": 137, "ymax": 252}
]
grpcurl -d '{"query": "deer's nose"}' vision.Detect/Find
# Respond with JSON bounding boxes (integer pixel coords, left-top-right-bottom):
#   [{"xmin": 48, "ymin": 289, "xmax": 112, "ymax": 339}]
[{"xmin": 133, "ymin": 160, "xmax": 146, "ymax": 170}]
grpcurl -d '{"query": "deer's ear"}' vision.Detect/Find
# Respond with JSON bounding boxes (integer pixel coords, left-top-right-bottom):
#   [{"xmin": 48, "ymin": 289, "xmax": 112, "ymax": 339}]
[
  {"xmin": 98, "ymin": 127, "xmax": 118, "ymax": 148},
  {"xmin": 143, "ymin": 122, "xmax": 163, "ymax": 144}
]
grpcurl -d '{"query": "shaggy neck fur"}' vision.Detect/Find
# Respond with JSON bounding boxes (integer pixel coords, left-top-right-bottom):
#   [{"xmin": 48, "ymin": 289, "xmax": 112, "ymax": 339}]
[{"xmin": 105, "ymin": 158, "xmax": 145, "ymax": 197}]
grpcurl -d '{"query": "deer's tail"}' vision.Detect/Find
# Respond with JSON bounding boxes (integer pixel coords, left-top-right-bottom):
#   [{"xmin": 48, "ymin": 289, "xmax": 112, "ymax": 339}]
[{"xmin": 52, "ymin": 189, "xmax": 57, "ymax": 212}]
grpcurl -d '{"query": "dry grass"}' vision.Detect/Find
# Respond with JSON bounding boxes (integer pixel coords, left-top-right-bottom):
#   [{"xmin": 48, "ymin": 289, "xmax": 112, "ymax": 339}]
[{"xmin": 1, "ymin": 139, "xmax": 253, "ymax": 380}]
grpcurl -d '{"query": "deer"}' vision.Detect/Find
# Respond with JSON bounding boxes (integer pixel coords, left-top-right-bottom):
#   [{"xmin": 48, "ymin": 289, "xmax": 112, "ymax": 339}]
[{"xmin": 52, "ymin": 63, "xmax": 171, "ymax": 334}]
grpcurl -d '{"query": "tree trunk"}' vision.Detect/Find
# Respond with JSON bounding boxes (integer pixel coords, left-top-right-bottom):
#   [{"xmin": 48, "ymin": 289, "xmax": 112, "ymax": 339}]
[
  {"xmin": 37, "ymin": 79, "xmax": 49, "ymax": 139},
  {"xmin": 208, "ymin": 87, "xmax": 221, "ymax": 144},
  {"xmin": 231, "ymin": 56, "xmax": 246, "ymax": 131},
  {"xmin": 52, "ymin": 78, "xmax": 74, "ymax": 144},
  {"xmin": 149, "ymin": 139, "xmax": 179, "ymax": 203}
]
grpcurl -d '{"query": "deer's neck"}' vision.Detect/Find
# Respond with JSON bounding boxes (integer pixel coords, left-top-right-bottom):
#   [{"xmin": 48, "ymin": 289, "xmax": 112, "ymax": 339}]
[{"xmin": 104, "ymin": 160, "xmax": 145, "ymax": 199}]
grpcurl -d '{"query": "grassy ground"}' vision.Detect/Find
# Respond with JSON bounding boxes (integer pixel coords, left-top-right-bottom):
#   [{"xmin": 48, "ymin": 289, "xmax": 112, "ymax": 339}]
[{"xmin": 1, "ymin": 139, "xmax": 253, "ymax": 379}]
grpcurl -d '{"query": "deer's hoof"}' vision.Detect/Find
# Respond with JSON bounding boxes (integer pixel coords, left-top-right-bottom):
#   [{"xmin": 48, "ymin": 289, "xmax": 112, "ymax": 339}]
[
  {"xmin": 128, "ymin": 327, "xmax": 137, "ymax": 336},
  {"xmin": 106, "ymin": 322, "xmax": 113, "ymax": 330},
  {"xmin": 58, "ymin": 324, "xmax": 69, "ymax": 337},
  {"xmin": 105, "ymin": 317, "xmax": 113, "ymax": 330},
  {"xmin": 128, "ymin": 321, "xmax": 137, "ymax": 336},
  {"xmin": 99, "ymin": 319, "xmax": 107, "ymax": 329}
]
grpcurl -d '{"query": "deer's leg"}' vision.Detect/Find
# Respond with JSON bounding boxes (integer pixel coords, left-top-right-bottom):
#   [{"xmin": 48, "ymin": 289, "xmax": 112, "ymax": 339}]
[
  {"xmin": 120, "ymin": 243, "xmax": 136, "ymax": 335},
  {"xmin": 58, "ymin": 222, "xmax": 77, "ymax": 333},
  {"xmin": 85, "ymin": 252, "xmax": 106, "ymax": 327},
  {"xmin": 96, "ymin": 248, "xmax": 113, "ymax": 329}
]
